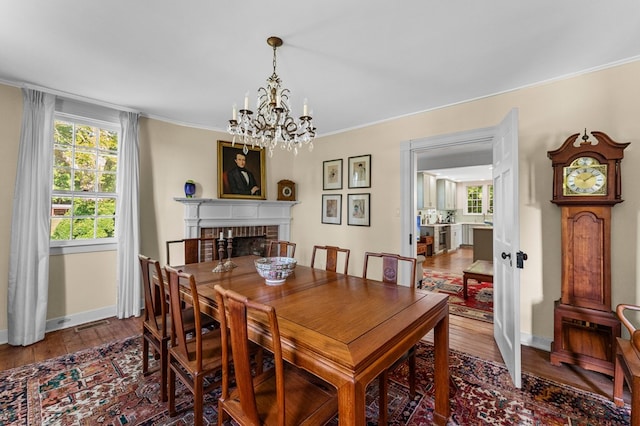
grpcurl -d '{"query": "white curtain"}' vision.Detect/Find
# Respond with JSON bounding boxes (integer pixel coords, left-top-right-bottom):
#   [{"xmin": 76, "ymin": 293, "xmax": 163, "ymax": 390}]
[
  {"xmin": 7, "ymin": 89, "xmax": 55, "ymax": 346},
  {"xmin": 116, "ymin": 111, "xmax": 141, "ymax": 318}
]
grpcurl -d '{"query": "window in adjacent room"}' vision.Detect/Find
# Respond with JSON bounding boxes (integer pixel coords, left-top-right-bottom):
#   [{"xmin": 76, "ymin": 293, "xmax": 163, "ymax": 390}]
[
  {"xmin": 50, "ymin": 114, "xmax": 119, "ymax": 249},
  {"xmin": 465, "ymin": 185, "xmax": 483, "ymax": 214},
  {"xmin": 465, "ymin": 183, "xmax": 493, "ymax": 215}
]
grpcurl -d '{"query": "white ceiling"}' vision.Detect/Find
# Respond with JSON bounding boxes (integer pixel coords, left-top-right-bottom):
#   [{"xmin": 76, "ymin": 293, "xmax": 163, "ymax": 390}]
[{"xmin": 1, "ymin": 1, "xmax": 640, "ymax": 137}]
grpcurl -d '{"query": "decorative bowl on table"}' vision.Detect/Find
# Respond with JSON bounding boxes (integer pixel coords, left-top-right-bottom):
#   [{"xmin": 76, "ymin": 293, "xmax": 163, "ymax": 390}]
[{"xmin": 254, "ymin": 257, "xmax": 297, "ymax": 285}]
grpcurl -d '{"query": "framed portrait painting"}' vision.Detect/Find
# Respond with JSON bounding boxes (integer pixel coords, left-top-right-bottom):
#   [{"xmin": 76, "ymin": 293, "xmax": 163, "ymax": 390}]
[
  {"xmin": 217, "ymin": 140, "xmax": 266, "ymax": 200},
  {"xmin": 323, "ymin": 159, "xmax": 343, "ymax": 190},
  {"xmin": 321, "ymin": 194, "xmax": 342, "ymax": 225},
  {"xmin": 347, "ymin": 193, "xmax": 370, "ymax": 226},
  {"xmin": 348, "ymin": 154, "xmax": 371, "ymax": 188}
]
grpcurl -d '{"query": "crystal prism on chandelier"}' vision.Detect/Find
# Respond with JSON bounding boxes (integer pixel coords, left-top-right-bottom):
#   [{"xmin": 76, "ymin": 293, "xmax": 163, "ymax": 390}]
[{"xmin": 227, "ymin": 36, "xmax": 316, "ymax": 157}]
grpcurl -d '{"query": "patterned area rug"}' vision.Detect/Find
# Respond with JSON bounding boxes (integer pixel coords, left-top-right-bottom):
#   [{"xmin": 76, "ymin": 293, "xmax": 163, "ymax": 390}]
[
  {"xmin": 421, "ymin": 269, "xmax": 493, "ymax": 323},
  {"xmin": 0, "ymin": 336, "xmax": 630, "ymax": 425}
]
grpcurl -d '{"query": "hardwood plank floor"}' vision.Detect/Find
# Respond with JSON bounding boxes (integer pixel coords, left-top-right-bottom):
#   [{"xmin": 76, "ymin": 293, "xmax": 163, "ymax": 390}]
[
  {"xmin": 421, "ymin": 246, "xmax": 628, "ymax": 403},
  {"xmin": 0, "ymin": 252, "xmax": 629, "ymax": 404}
]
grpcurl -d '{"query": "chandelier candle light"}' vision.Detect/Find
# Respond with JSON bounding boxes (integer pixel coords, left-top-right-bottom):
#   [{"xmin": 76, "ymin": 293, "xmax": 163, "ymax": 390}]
[{"xmin": 227, "ymin": 36, "xmax": 316, "ymax": 157}]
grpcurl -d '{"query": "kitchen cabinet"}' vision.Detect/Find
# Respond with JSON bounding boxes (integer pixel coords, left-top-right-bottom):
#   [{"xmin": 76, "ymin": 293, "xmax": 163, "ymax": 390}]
[
  {"xmin": 423, "ymin": 225, "xmax": 448, "ymax": 255},
  {"xmin": 436, "ymin": 179, "xmax": 457, "ymax": 210},
  {"xmin": 462, "ymin": 224, "xmax": 472, "ymax": 245},
  {"xmin": 422, "ymin": 173, "xmax": 437, "ymax": 209},
  {"xmin": 449, "ymin": 224, "xmax": 462, "ymax": 250}
]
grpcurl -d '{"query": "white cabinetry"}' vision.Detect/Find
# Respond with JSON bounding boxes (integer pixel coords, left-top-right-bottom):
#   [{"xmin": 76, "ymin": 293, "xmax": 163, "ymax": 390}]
[
  {"xmin": 436, "ymin": 179, "xmax": 457, "ymax": 210},
  {"xmin": 449, "ymin": 224, "xmax": 462, "ymax": 250},
  {"xmin": 422, "ymin": 173, "xmax": 437, "ymax": 209}
]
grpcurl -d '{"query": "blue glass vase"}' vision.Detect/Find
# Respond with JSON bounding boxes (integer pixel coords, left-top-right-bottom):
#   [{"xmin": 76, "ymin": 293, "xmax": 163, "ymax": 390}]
[{"xmin": 184, "ymin": 180, "xmax": 196, "ymax": 198}]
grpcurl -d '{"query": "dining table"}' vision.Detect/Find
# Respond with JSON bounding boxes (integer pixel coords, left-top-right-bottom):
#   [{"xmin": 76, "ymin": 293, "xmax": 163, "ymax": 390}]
[{"xmin": 176, "ymin": 255, "xmax": 450, "ymax": 425}]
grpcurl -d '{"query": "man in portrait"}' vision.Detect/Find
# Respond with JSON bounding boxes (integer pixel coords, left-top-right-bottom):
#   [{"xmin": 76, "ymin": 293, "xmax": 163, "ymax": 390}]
[{"xmin": 227, "ymin": 152, "xmax": 260, "ymax": 195}]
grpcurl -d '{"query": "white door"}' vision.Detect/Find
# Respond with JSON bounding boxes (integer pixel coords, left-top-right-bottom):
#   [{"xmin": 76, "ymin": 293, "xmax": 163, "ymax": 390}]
[{"xmin": 492, "ymin": 108, "xmax": 522, "ymax": 388}]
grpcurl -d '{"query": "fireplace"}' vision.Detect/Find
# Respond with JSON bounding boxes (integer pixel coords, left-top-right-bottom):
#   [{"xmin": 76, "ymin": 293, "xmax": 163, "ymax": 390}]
[{"xmin": 175, "ymin": 198, "xmax": 297, "ymax": 257}]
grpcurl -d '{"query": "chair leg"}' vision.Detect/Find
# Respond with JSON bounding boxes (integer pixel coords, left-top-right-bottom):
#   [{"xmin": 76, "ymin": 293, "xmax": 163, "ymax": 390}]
[
  {"xmin": 378, "ymin": 372, "xmax": 389, "ymax": 425},
  {"xmin": 614, "ymin": 353, "xmax": 625, "ymax": 407},
  {"xmin": 408, "ymin": 351, "xmax": 416, "ymax": 397},
  {"xmin": 168, "ymin": 366, "xmax": 177, "ymax": 417},
  {"xmin": 194, "ymin": 375, "xmax": 204, "ymax": 426},
  {"xmin": 218, "ymin": 399, "xmax": 226, "ymax": 426},
  {"xmin": 632, "ymin": 375, "xmax": 640, "ymax": 426},
  {"xmin": 142, "ymin": 336, "xmax": 150, "ymax": 375},
  {"xmin": 160, "ymin": 342, "xmax": 168, "ymax": 402}
]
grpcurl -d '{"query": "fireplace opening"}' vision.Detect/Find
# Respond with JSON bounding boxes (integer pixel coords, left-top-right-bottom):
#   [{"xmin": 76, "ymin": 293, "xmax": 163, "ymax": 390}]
[{"xmin": 232, "ymin": 235, "xmax": 267, "ymax": 257}]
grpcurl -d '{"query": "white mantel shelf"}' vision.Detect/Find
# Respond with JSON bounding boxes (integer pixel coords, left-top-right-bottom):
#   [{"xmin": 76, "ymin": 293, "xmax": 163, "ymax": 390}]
[{"xmin": 174, "ymin": 198, "xmax": 299, "ymax": 239}]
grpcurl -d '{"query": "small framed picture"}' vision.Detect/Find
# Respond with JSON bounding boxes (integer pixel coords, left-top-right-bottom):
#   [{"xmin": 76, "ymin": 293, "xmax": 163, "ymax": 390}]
[
  {"xmin": 348, "ymin": 154, "xmax": 371, "ymax": 188},
  {"xmin": 321, "ymin": 194, "xmax": 342, "ymax": 225},
  {"xmin": 347, "ymin": 193, "xmax": 370, "ymax": 226},
  {"xmin": 323, "ymin": 159, "xmax": 343, "ymax": 190}
]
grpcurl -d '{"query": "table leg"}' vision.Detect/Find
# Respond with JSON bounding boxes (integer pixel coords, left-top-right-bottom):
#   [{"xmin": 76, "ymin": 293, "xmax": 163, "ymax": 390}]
[
  {"xmin": 337, "ymin": 379, "xmax": 366, "ymax": 426},
  {"xmin": 463, "ymin": 274, "xmax": 469, "ymax": 299},
  {"xmin": 433, "ymin": 311, "xmax": 450, "ymax": 425}
]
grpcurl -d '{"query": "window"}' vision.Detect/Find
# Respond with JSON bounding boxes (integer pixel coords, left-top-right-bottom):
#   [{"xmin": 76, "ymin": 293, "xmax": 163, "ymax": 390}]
[
  {"xmin": 488, "ymin": 184, "xmax": 494, "ymax": 214},
  {"xmin": 50, "ymin": 114, "xmax": 119, "ymax": 248},
  {"xmin": 465, "ymin": 183, "xmax": 493, "ymax": 215},
  {"xmin": 466, "ymin": 185, "xmax": 483, "ymax": 214}
]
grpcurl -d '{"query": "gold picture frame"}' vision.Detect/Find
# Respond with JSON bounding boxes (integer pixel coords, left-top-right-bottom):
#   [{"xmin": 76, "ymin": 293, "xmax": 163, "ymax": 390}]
[{"xmin": 217, "ymin": 140, "xmax": 266, "ymax": 199}]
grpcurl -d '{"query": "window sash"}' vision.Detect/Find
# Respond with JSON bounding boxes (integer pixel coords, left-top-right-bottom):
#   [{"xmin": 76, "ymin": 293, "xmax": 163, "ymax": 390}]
[{"xmin": 50, "ymin": 113, "xmax": 119, "ymax": 246}]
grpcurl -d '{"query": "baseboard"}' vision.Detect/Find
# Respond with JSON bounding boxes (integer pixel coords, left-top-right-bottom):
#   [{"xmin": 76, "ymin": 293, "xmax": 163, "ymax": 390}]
[
  {"xmin": 521, "ymin": 332, "xmax": 552, "ymax": 352},
  {"xmin": 0, "ymin": 305, "xmax": 117, "ymax": 345}
]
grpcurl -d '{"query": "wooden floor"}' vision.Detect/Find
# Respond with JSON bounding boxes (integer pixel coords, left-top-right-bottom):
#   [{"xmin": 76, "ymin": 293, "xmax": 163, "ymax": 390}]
[
  {"xmin": 0, "ymin": 249, "xmax": 629, "ymax": 404},
  {"xmin": 421, "ymin": 246, "xmax": 628, "ymax": 403}
]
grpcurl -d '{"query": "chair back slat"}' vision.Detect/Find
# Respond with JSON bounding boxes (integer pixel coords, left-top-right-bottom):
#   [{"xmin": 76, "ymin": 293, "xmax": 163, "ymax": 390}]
[
  {"xmin": 215, "ymin": 285, "xmax": 286, "ymax": 425},
  {"xmin": 166, "ymin": 237, "xmax": 218, "ymax": 266},
  {"xmin": 363, "ymin": 252, "xmax": 417, "ymax": 286},
  {"xmin": 165, "ymin": 266, "xmax": 204, "ymax": 368},
  {"xmin": 139, "ymin": 255, "xmax": 167, "ymax": 336},
  {"xmin": 311, "ymin": 245, "xmax": 350, "ymax": 274},
  {"xmin": 267, "ymin": 240, "xmax": 296, "ymax": 258}
]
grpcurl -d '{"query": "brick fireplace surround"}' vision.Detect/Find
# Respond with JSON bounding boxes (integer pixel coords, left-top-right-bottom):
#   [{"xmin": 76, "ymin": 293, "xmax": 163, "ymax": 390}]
[{"xmin": 174, "ymin": 198, "xmax": 298, "ymax": 256}]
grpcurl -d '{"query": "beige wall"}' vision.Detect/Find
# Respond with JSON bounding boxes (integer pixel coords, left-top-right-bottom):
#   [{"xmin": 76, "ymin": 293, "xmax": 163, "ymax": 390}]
[{"xmin": 1, "ymin": 60, "xmax": 639, "ymax": 345}]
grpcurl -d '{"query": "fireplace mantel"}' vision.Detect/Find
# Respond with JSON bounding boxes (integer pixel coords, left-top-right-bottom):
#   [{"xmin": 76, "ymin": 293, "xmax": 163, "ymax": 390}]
[{"xmin": 174, "ymin": 198, "xmax": 298, "ymax": 240}]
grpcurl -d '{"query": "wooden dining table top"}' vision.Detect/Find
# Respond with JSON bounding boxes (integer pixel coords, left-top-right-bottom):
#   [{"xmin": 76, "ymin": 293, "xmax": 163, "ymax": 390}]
[{"xmin": 177, "ymin": 255, "xmax": 450, "ymax": 425}]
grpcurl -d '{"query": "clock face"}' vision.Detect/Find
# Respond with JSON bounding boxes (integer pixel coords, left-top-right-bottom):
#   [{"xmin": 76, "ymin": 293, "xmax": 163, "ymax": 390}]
[
  {"xmin": 282, "ymin": 186, "xmax": 292, "ymax": 197},
  {"xmin": 563, "ymin": 157, "xmax": 607, "ymax": 196}
]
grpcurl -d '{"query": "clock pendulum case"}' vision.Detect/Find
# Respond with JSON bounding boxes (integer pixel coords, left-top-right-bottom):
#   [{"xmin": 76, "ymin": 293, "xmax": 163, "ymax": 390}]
[{"xmin": 547, "ymin": 130, "xmax": 629, "ymax": 375}]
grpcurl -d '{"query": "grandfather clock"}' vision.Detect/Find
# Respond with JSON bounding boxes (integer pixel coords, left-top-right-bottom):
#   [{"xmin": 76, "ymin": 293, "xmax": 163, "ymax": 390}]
[{"xmin": 547, "ymin": 130, "xmax": 629, "ymax": 376}]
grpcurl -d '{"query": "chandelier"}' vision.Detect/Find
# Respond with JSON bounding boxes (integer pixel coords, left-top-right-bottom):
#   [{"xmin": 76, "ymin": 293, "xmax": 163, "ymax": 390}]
[{"xmin": 227, "ymin": 36, "xmax": 316, "ymax": 157}]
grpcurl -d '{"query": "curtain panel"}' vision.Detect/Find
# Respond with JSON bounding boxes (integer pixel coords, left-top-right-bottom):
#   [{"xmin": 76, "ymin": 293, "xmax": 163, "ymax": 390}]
[
  {"xmin": 116, "ymin": 111, "xmax": 141, "ymax": 318},
  {"xmin": 7, "ymin": 89, "xmax": 55, "ymax": 346}
]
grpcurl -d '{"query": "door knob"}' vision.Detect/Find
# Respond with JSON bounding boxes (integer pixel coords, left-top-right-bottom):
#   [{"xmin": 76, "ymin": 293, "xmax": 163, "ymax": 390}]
[{"xmin": 501, "ymin": 252, "xmax": 511, "ymax": 259}]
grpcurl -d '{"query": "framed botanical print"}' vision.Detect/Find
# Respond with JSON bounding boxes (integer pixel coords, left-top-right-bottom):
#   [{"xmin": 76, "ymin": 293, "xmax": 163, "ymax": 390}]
[
  {"xmin": 217, "ymin": 140, "xmax": 266, "ymax": 200},
  {"xmin": 323, "ymin": 159, "xmax": 343, "ymax": 190},
  {"xmin": 348, "ymin": 154, "xmax": 371, "ymax": 188},
  {"xmin": 347, "ymin": 193, "xmax": 370, "ymax": 226},
  {"xmin": 321, "ymin": 194, "xmax": 342, "ymax": 225}
]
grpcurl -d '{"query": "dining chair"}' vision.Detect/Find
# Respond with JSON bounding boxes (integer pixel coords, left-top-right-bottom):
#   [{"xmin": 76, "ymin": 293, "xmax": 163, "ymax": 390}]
[
  {"xmin": 614, "ymin": 303, "xmax": 640, "ymax": 425},
  {"xmin": 164, "ymin": 265, "xmax": 225, "ymax": 426},
  {"xmin": 362, "ymin": 251, "xmax": 418, "ymax": 425},
  {"xmin": 267, "ymin": 240, "xmax": 296, "ymax": 258},
  {"xmin": 310, "ymin": 245, "xmax": 350, "ymax": 274},
  {"xmin": 165, "ymin": 237, "xmax": 218, "ymax": 266},
  {"xmin": 214, "ymin": 285, "xmax": 338, "ymax": 426},
  {"xmin": 139, "ymin": 255, "xmax": 215, "ymax": 402}
]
